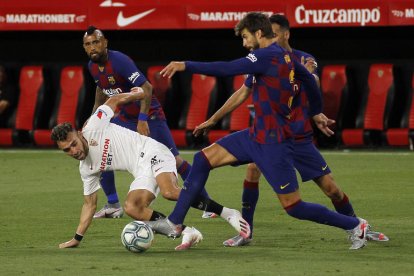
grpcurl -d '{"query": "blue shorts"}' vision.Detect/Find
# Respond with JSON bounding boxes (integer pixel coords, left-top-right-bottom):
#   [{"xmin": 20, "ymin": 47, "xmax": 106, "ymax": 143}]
[
  {"xmin": 111, "ymin": 116, "xmax": 180, "ymax": 157},
  {"xmin": 293, "ymin": 139, "xmax": 331, "ymax": 182},
  {"xmin": 216, "ymin": 129, "xmax": 298, "ymax": 194}
]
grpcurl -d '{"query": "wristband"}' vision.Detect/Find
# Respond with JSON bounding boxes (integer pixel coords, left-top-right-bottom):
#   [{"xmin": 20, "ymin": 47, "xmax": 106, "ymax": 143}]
[
  {"xmin": 138, "ymin": 113, "xmax": 148, "ymax": 121},
  {"xmin": 74, "ymin": 233, "xmax": 83, "ymax": 242}
]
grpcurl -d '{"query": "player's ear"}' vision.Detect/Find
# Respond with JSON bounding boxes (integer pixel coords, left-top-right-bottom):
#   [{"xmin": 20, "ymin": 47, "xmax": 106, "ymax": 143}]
[{"xmin": 285, "ymin": 30, "xmax": 290, "ymax": 40}]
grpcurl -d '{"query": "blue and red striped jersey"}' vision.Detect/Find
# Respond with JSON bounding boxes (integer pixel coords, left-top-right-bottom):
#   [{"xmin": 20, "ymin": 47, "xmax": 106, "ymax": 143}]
[
  {"xmin": 88, "ymin": 50, "xmax": 165, "ymax": 122},
  {"xmin": 186, "ymin": 43, "xmax": 322, "ymax": 144}
]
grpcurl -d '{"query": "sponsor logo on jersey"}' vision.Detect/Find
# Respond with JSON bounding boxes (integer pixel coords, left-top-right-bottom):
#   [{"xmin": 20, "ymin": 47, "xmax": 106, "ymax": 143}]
[
  {"xmin": 246, "ymin": 53, "xmax": 257, "ymax": 63},
  {"xmin": 103, "ymin": 87, "xmax": 123, "ymax": 96},
  {"xmin": 150, "ymin": 155, "xmax": 164, "ymax": 167},
  {"xmin": 108, "ymin": 75, "xmax": 116, "ymax": 85},
  {"xmin": 100, "ymin": 138, "xmax": 112, "ymax": 171},
  {"xmin": 89, "ymin": 139, "xmax": 98, "ymax": 146},
  {"xmin": 289, "ymin": 69, "xmax": 295, "ymax": 84},
  {"xmin": 128, "ymin": 72, "xmax": 140, "ymax": 83},
  {"xmin": 295, "ymin": 5, "xmax": 381, "ymax": 26}
]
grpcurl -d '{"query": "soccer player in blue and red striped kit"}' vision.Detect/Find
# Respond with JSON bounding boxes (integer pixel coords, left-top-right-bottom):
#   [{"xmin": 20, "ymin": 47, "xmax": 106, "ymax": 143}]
[
  {"xmin": 149, "ymin": 12, "xmax": 371, "ymax": 250},
  {"xmin": 83, "ymin": 26, "xmax": 214, "ymax": 219},
  {"xmin": 222, "ymin": 14, "xmax": 388, "ymax": 247}
]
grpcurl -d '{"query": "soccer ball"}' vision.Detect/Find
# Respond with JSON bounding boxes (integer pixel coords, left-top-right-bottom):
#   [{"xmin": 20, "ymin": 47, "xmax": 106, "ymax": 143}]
[{"xmin": 121, "ymin": 221, "xmax": 154, "ymax": 253}]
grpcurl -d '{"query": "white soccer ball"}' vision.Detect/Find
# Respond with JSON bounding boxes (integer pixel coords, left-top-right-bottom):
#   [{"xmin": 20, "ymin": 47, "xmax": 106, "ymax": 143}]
[{"xmin": 121, "ymin": 221, "xmax": 154, "ymax": 253}]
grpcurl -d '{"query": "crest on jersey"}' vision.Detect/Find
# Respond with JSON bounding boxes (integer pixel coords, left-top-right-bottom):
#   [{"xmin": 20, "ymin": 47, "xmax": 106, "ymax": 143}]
[
  {"xmin": 108, "ymin": 75, "xmax": 116, "ymax": 85},
  {"xmin": 89, "ymin": 139, "xmax": 98, "ymax": 146},
  {"xmin": 98, "ymin": 66, "xmax": 105, "ymax": 72},
  {"xmin": 284, "ymin": 54, "xmax": 291, "ymax": 64}
]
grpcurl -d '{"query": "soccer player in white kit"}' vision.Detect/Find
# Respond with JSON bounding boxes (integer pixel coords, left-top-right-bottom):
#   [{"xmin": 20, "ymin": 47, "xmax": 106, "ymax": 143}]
[{"xmin": 52, "ymin": 90, "xmax": 236, "ymax": 250}]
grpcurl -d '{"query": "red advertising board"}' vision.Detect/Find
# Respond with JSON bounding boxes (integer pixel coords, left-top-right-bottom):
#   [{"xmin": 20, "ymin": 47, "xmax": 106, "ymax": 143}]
[
  {"xmin": 286, "ymin": 1, "xmax": 389, "ymax": 27},
  {"xmin": 88, "ymin": 5, "xmax": 186, "ymax": 30},
  {"xmin": 185, "ymin": 4, "xmax": 285, "ymax": 29},
  {"xmin": 388, "ymin": 1, "xmax": 414, "ymax": 26},
  {"xmin": 0, "ymin": 0, "xmax": 412, "ymax": 30},
  {"xmin": 0, "ymin": 7, "xmax": 88, "ymax": 30}
]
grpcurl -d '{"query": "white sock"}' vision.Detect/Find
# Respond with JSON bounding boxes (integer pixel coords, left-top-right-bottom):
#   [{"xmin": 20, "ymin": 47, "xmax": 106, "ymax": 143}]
[{"xmin": 220, "ymin": 207, "xmax": 235, "ymax": 220}]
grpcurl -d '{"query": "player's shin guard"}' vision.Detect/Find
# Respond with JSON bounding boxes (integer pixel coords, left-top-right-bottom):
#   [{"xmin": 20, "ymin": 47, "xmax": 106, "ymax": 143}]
[
  {"xmin": 332, "ymin": 193, "xmax": 356, "ymax": 217},
  {"xmin": 169, "ymin": 151, "xmax": 212, "ymax": 225},
  {"xmin": 100, "ymin": 171, "xmax": 119, "ymax": 204},
  {"xmin": 285, "ymin": 200, "xmax": 360, "ymax": 230},
  {"xmin": 242, "ymin": 180, "xmax": 259, "ymax": 238}
]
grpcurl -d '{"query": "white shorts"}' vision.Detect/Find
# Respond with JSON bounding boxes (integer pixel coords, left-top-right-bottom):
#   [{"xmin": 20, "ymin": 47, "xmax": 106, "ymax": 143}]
[{"xmin": 129, "ymin": 139, "xmax": 177, "ymax": 197}]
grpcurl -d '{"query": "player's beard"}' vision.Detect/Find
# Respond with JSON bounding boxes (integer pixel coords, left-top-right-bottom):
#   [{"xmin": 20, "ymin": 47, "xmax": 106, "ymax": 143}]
[{"xmin": 89, "ymin": 52, "xmax": 106, "ymax": 64}]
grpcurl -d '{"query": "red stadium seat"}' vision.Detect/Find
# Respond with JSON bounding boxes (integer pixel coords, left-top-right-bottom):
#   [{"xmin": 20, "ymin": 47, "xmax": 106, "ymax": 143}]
[
  {"xmin": 385, "ymin": 73, "xmax": 414, "ymax": 146},
  {"xmin": 146, "ymin": 65, "xmax": 171, "ymax": 108},
  {"xmin": 170, "ymin": 74, "xmax": 217, "ymax": 147},
  {"xmin": 0, "ymin": 66, "xmax": 46, "ymax": 146},
  {"xmin": 317, "ymin": 65, "xmax": 349, "ymax": 147},
  {"xmin": 207, "ymin": 75, "xmax": 252, "ymax": 144},
  {"xmin": 32, "ymin": 66, "xmax": 87, "ymax": 146},
  {"xmin": 341, "ymin": 64, "xmax": 395, "ymax": 146}
]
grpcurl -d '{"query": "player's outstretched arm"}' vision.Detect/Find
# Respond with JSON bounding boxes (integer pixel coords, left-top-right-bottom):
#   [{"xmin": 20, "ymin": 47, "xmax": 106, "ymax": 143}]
[
  {"xmin": 193, "ymin": 85, "xmax": 252, "ymax": 137},
  {"xmin": 137, "ymin": 81, "xmax": 152, "ymax": 136},
  {"xmin": 92, "ymin": 87, "xmax": 108, "ymax": 114},
  {"xmin": 104, "ymin": 88, "xmax": 145, "ymax": 112},
  {"xmin": 59, "ymin": 192, "xmax": 98, "ymax": 248}
]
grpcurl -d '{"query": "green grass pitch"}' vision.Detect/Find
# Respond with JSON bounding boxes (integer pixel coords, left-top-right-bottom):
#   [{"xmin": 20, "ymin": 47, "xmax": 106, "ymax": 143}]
[{"xmin": 0, "ymin": 149, "xmax": 413, "ymax": 275}]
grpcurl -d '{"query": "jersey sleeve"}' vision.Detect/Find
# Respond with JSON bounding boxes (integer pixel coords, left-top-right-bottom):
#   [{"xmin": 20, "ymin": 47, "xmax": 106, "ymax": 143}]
[
  {"xmin": 114, "ymin": 52, "xmax": 147, "ymax": 87},
  {"xmin": 244, "ymin": 74, "xmax": 253, "ymax": 89},
  {"xmin": 185, "ymin": 48, "xmax": 272, "ymax": 77},
  {"xmin": 83, "ymin": 104, "xmax": 114, "ymax": 131},
  {"xmin": 81, "ymin": 172, "xmax": 101, "ymax": 195}
]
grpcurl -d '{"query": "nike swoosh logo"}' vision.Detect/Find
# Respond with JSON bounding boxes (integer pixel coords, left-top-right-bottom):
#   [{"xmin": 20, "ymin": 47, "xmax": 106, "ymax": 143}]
[
  {"xmin": 117, "ymin": 9, "xmax": 156, "ymax": 27},
  {"xmin": 280, "ymin": 183, "xmax": 290, "ymax": 190},
  {"xmin": 322, "ymin": 164, "xmax": 328, "ymax": 171}
]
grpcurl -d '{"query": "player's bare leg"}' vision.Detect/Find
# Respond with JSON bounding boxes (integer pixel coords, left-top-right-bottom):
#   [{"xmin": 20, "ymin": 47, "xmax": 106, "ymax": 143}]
[
  {"xmin": 124, "ymin": 190, "xmax": 156, "ymax": 221},
  {"xmin": 315, "ymin": 174, "xmax": 389, "ymax": 242}
]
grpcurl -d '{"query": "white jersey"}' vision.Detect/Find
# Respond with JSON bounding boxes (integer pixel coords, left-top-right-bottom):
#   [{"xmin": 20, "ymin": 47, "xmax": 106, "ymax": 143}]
[{"xmin": 79, "ymin": 104, "xmax": 176, "ymax": 196}]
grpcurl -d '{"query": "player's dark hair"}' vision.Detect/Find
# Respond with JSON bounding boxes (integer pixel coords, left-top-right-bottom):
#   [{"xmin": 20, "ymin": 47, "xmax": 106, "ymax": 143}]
[
  {"xmin": 235, "ymin": 12, "xmax": 273, "ymax": 39},
  {"xmin": 51, "ymin": 122, "xmax": 74, "ymax": 142},
  {"xmin": 269, "ymin": 14, "xmax": 290, "ymax": 31},
  {"xmin": 85, "ymin": 25, "xmax": 105, "ymax": 38},
  {"xmin": 86, "ymin": 25, "xmax": 98, "ymax": 35}
]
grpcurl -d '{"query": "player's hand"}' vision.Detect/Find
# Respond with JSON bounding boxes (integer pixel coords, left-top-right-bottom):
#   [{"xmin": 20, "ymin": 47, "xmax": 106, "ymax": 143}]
[
  {"xmin": 130, "ymin": 86, "xmax": 145, "ymax": 95},
  {"xmin": 301, "ymin": 56, "xmax": 318, "ymax": 74},
  {"xmin": 193, "ymin": 119, "xmax": 216, "ymax": 137},
  {"xmin": 59, "ymin": 238, "xmax": 80, "ymax": 248},
  {"xmin": 160, "ymin": 62, "xmax": 186, "ymax": 78},
  {"xmin": 137, "ymin": 121, "xmax": 150, "ymax": 136},
  {"xmin": 312, "ymin": 113, "xmax": 335, "ymax": 137}
]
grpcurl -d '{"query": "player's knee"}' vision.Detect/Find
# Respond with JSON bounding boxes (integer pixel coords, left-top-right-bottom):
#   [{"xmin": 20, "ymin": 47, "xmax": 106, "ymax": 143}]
[
  {"xmin": 160, "ymin": 189, "xmax": 179, "ymax": 201},
  {"xmin": 124, "ymin": 200, "xmax": 146, "ymax": 219}
]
